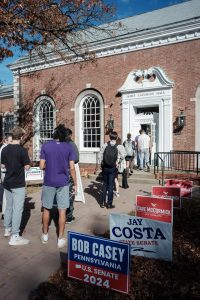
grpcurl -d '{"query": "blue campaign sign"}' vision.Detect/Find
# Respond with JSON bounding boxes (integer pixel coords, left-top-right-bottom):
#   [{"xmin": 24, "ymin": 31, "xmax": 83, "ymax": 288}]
[{"xmin": 68, "ymin": 231, "xmax": 130, "ymax": 294}]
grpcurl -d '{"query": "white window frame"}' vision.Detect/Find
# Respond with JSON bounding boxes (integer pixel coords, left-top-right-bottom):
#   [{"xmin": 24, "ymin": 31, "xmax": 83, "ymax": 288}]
[
  {"xmin": 79, "ymin": 94, "xmax": 102, "ymax": 151},
  {"xmin": 33, "ymin": 96, "xmax": 56, "ymax": 161},
  {"xmin": 75, "ymin": 90, "xmax": 104, "ymax": 152},
  {"xmin": 3, "ymin": 112, "xmax": 15, "ymax": 136}
]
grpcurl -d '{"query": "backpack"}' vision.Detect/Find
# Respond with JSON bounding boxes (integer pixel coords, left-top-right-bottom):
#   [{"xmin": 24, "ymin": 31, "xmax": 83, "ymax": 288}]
[
  {"xmin": 124, "ymin": 140, "xmax": 134, "ymax": 157},
  {"xmin": 103, "ymin": 142, "xmax": 118, "ymax": 168}
]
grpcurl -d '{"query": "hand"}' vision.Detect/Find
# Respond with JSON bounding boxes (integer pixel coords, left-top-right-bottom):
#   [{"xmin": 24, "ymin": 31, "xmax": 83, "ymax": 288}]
[{"xmin": 73, "ymin": 185, "xmax": 77, "ymax": 195}]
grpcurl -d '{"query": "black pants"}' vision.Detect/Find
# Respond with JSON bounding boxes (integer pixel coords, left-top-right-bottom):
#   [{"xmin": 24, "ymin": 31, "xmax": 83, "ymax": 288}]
[
  {"xmin": 122, "ymin": 169, "xmax": 129, "ymax": 189},
  {"xmin": 101, "ymin": 166, "xmax": 116, "ymax": 206}
]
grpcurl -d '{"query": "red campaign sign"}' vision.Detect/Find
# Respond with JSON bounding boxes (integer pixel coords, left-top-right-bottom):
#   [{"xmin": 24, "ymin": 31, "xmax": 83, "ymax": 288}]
[
  {"xmin": 135, "ymin": 195, "xmax": 173, "ymax": 223},
  {"xmin": 152, "ymin": 186, "xmax": 181, "ymax": 209},
  {"xmin": 165, "ymin": 179, "xmax": 192, "ymax": 198},
  {"xmin": 68, "ymin": 261, "xmax": 128, "ymax": 292}
]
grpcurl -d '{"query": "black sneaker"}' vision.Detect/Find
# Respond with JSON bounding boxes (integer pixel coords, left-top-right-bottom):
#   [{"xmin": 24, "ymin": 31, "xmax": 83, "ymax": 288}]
[
  {"xmin": 66, "ymin": 216, "xmax": 75, "ymax": 224},
  {"xmin": 107, "ymin": 204, "xmax": 115, "ymax": 209}
]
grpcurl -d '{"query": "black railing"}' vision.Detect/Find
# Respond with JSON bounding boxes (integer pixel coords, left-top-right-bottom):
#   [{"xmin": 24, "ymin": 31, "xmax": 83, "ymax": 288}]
[{"xmin": 154, "ymin": 151, "xmax": 200, "ymax": 185}]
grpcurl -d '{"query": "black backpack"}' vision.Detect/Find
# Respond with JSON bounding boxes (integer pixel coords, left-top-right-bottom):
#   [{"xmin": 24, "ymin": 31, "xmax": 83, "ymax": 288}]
[{"xmin": 103, "ymin": 142, "xmax": 118, "ymax": 168}]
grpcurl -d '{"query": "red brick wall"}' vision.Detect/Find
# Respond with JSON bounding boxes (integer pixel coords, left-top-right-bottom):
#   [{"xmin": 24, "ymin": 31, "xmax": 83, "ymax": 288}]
[
  {"xmin": 20, "ymin": 39, "xmax": 200, "ymax": 152},
  {"xmin": 0, "ymin": 98, "xmax": 14, "ymax": 114}
]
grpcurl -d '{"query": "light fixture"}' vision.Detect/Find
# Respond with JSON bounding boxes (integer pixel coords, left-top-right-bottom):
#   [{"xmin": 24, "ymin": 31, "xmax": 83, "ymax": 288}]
[
  {"xmin": 106, "ymin": 114, "xmax": 114, "ymax": 131},
  {"xmin": 177, "ymin": 110, "xmax": 186, "ymax": 127}
]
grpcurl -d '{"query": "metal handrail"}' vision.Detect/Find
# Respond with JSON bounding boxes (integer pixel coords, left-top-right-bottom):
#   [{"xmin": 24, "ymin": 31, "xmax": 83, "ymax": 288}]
[{"xmin": 154, "ymin": 151, "xmax": 200, "ymax": 184}]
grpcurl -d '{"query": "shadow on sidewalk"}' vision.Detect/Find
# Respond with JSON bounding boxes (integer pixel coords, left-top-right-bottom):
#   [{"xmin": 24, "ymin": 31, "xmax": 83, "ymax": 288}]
[
  {"xmin": 84, "ymin": 181, "xmax": 102, "ymax": 206},
  {"xmin": 138, "ymin": 189, "xmax": 151, "ymax": 196},
  {"xmin": 20, "ymin": 197, "xmax": 34, "ymax": 234},
  {"xmin": 49, "ymin": 207, "xmax": 59, "ymax": 237}
]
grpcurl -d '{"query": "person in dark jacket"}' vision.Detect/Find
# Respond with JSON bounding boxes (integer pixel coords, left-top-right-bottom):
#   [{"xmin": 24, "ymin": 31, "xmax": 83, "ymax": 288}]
[
  {"xmin": 65, "ymin": 128, "xmax": 79, "ymax": 223},
  {"xmin": 98, "ymin": 131, "xmax": 118, "ymax": 209}
]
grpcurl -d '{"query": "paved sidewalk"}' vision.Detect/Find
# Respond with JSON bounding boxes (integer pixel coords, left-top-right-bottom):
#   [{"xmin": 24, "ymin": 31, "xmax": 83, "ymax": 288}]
[{"xmin": 0, "ymin": 177, "xmax": 153, "ymax": 300}]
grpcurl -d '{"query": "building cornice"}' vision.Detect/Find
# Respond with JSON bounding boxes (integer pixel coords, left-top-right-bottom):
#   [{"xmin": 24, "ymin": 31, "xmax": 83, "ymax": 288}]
[{"xmin": 9, "ymin": 18, "xmax": 200, "ymax": 75}]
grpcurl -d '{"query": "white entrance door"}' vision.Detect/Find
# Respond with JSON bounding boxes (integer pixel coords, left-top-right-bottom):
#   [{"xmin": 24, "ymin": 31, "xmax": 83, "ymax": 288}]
[
  {"xmin": 133, "ymin": 113, "xmax": 159, "ymax": 165},
  {"xmin": 151, "ymin": 112, "xmax": 159, "ymax": 164}
]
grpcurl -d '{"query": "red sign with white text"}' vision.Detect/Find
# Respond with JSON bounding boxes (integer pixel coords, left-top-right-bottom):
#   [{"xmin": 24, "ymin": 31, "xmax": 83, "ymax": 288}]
[
  {"xmin": 135, "ymin": 195, "xmax": 173, "ymax": 223},
  {"xmin": 165, "ymin": 179, "xmax": 192, "ymax": 198},
  {"xmin": 152, "ymin": 186, "xmax": 181, "ymax": 209}
]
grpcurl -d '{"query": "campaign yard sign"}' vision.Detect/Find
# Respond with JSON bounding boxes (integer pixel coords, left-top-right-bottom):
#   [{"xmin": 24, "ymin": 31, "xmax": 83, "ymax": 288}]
[
  {"xmin": 74, "ymin": 163, "xmax": 85, "ymax": 203},
  {"xmin": 152, "ymin": 186, "xmax": 181, "ymax": 209},
  {"xmin": 110, "ymin": 213, "xmax": 172, "ymax": 262},
  {"xmin": 25, "ymin": 167, "xmax": 43, "ymax": 181},
  {"xmin": 135, "ymin": 195, "xmax": 173, "ymax": 224},
  {"xmin": 68, "ymin": 231, "xmax": 130, "ymax": 294},
  {"xmin": 165, "ymin": 179, "xmax": 193, "ymax": 199}
]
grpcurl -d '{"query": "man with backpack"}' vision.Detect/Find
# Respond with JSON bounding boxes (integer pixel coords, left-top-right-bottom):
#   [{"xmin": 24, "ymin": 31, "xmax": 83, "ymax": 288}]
[
  {"xmin": 99, "ymin": 131, "xmax": 118, "ymax": 209},
  {"xmin": 123, "ymin": 133, "xmax": 135, "ymax": 176}
]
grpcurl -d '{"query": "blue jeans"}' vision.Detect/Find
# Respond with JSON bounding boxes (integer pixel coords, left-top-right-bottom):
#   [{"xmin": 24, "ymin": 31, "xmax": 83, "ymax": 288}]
[
  {"xmin": 101, "ymin": 167, "xmax": 116, "ymax": 206},
  {"xmin": 139, "ymin": 148, "xmax": 150, "ymax": 169},
  {"xmin": 4, "ymin": 187, "xmax": 25, "ymax": 235}
]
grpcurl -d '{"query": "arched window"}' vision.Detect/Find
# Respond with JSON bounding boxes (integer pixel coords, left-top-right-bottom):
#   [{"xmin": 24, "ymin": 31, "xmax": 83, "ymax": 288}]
[
  {"xmin": 33, "ymin": 96, "xmax": 56, "ymax": 161},
  {"xmin": 81, "ymin": 94, "xmax": 101, "ymax": 148},
  {"xmin": 39, "ymin": 100, "xmax": 54, "ymax": 142},
  {"xmin": 3, "ymin": 113, "xmax": 14, "ymax": 136},
  {"xmin": 75, "ymin": 89, "xmax": 104, "ymax": 163}
]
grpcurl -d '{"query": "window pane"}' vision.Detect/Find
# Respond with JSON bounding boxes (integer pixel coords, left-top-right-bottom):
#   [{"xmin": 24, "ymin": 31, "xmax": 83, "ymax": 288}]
[
  {"xmin": 82, "ymin": 95, "xmax": 101, "ymax": 148},
  {"xmin": 39, "ymin": 100, "xmax": 54, "ymax": 143},
  {"xmin": 4, "ymin": 115, "xmax": 14, "ymax": 135}
]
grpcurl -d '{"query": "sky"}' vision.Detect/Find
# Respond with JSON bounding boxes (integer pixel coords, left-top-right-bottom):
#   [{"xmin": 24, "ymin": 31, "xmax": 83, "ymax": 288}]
[{"xmin": 0, "ymin": 0, "xmax": 188, "ymax": 85}]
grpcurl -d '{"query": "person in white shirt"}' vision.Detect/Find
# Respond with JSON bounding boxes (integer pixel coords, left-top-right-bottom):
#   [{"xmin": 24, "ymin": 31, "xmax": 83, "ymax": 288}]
[{"xmin": 137, "ymin": 129, "xmax": 151, "ymax": 172}]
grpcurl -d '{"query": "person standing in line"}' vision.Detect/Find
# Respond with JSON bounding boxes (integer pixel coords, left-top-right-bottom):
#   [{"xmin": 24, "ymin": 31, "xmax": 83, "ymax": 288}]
[
  {"xmin": 113, "ymin": 137, "xmax": 126, "ymax": 197},
  {"xmin": 99, "ymin": 131, "xmax": 118, "ymax": 209},
  {"xmin": 40, "ymin": 124, "xmax": 77, "ymax": 249},
  {"xmin": 134, "ymin": 129, "xmax": 142, "ymax": 168},
  {"xmin": 138, "ymin": 129, "xmax": 151, "ymax": 172},
  {"xmin": 1, "ymin": 127, "xmax": 30, "ymax": 246},
  {"xmin": 0, "ymin": 134, "xmax": 13, "ymax": 220},
  {"xmin": 116, "ymin": 137, "xmax": 128, "ymax": 190},
  {"xmin": 123, "ymin": 133, "xmax": 135, "ymax": 176},
  {"xmin": 146, "ymin": 129, "xmax": 153, "ymax": 164},
  {"xmin": 65, "ymin": 128, "xmax": 79, "ymax": 224}
]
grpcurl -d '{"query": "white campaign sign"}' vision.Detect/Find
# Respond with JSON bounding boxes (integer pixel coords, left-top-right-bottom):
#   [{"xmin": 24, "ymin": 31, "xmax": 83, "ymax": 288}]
[
  {"xmin": 110, "ymin": 213, "xmax": 172, "ymax": 261},
  {"xmin": 74, "ymin": 163, "xmax": 85, "ymax": 203},
  {"xmin": 25, "ymin": 167, "xmax": 43, "ymax": 181}
]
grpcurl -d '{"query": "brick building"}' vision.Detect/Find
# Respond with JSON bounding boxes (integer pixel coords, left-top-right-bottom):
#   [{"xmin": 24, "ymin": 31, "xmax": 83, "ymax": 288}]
[
  {"xmin": 1, "ymin": 0, "xmax": 200, "ymax": 167},
  {"xmin": 0, "ymin": 85, "xmax": 14, "ymax": 141}
]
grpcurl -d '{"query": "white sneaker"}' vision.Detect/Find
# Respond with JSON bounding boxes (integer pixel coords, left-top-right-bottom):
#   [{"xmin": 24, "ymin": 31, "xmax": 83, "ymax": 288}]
[
  {"xmin": 57, "ymin": 238, "xmax": 66, "ymax": 249},
  {"xmin": 41, "ymin": 233, "xmax": 48, "ymax": 244},
  {"xmin": 9, "ymin": 235, "xmax": 30, "ymax": 246},
  {"xmin": 114, "ymin": 191, "xmax": 120, "ymax": 197},
  {"xmin": 4, "ymin": 228, "xmax": 11, "ymax": 237}
]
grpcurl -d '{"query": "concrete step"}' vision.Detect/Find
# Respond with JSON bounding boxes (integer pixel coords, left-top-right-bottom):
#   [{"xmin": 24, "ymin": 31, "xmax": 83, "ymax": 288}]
[{"xmin": 88, "ymin": 170, "xmax": 158, "ymax": 185}]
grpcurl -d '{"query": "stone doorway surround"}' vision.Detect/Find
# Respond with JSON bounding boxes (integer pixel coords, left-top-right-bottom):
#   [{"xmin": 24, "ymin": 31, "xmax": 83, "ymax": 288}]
[{"xmin": 118, "ymin": 67, "xmax": 174, "ymax": 153}]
